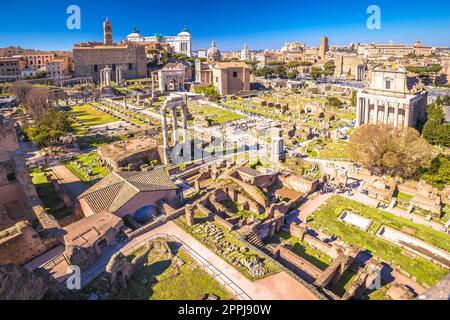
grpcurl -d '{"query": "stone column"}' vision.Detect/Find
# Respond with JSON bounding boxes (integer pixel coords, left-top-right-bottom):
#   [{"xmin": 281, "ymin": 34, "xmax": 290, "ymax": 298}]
[
  {"xmin": 104, "ymin": 67, "xmax": 112, "ymax": 87},
  {"xmin": 182, "ymin": 104, "xmax": 189, "ymax": 143},
  {"xmin": 404, "ymin": 104, "xmax": 411, "ymax": 128},
  {"xmin": 356, "ymin": 98, "xmax": 362, "ymax": 126},
  {"xmin": 116, "ymin": 67, "xmax": 122, "ymax": 86},
  {"xmin": 172, "ymin": 107, "xmax": 179, "ymax": 144},
  {"xmin": 364, "ymin": 98, "xmax": 370, "ymax": 124},
  {"xmin": 384, "ymin": 102, "xmax": 389, "ymax": 125},
  {"xmin": 394, "ymin": 103, "xmax": 399, "ymax": 128},
  {"xmin": 374, "ymin": 101, "xmax": 379, "ymax": 124},
  {"xmin": 161, "ymin": 108, "xmax": 169, "ymax": 164},
  {"xmin": 151, "ymin": 73, "xmax": 155, "ymax": 99}
]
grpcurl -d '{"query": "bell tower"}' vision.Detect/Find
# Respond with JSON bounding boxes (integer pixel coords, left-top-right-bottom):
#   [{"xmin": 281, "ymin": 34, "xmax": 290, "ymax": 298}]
[{"xmin": 103, "ymin": 17, "xmax": 113, "ymax": 46}]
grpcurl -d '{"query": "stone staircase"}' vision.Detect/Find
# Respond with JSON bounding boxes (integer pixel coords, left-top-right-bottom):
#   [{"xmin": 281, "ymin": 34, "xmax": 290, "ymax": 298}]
[{"xmin": 245, "ymin": 231, "xmax": 265, "ymax": 248}]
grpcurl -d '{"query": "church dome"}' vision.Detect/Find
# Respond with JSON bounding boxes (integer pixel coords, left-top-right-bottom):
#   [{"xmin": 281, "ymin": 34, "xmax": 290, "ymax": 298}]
[
  {"xmin": 178, "ymin": 27, "xmax": 191, "ymax": 37},
  {"xmin": 207, "ymin": 41, "xmax": 221, "ymax": 63},
  {"xmin": 127, "ymin": 28, "xmax": 141, "ymax": 39}
]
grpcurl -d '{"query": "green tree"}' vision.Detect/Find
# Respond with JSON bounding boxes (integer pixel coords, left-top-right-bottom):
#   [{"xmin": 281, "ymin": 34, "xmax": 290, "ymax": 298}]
[
  {"xmin": 423, "ymin": 99, "xmax": 450, "ymax": 147},
  {"xmin": 253, "ymin": 67, "xmax": 273, "ymax": 78},
  {"xmin": 323, "ymin": 62, "xmax": 336, "ymax": 76},
  {"xmin": 33, "ymin": 71, "xmax": 47, "ymax": 79},
  {"xmin": 266, "ymin": 61, "xmax": 285, "ymax": 67},
  {"xmin": 351, "ymin": 90, "xmax": 357, "ymax": 106},
  {"xmin": 348, "ymin": 124, "xmax": 433, "ymax": 178},
  {"xmin": 406, "ymin": 65, "xmax": 443, "ymax": 76},
  {"xmin": 274, "ymin": 65, "xmax": 287, "ymax": 78},
  {"xmin": 24, "ymin": 109, "xmax": 73, "ymax": 147},
  {"xmin": 194, "ymin": 85, "xmax": 220, "ymax": 99},
  {"xmin": 288, "ymin": 70, "xmax": 299, "ymax": 79},
  {"xmin": 327, "ymin": 97, "xmax": 344, "ymax": 108},
  {"xmin": 417, "ymin": 154, "xmax": 450, "ymax": 190},
  {"xmin": 310, "ymin": 67, "xmax": 323, "ymax": 80}
]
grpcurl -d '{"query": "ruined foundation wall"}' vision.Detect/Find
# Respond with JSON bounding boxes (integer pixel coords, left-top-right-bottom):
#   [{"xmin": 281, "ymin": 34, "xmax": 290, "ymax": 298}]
[{"xmin": 0, "ymin": 223, "xmax": 59, "ymax": 266}]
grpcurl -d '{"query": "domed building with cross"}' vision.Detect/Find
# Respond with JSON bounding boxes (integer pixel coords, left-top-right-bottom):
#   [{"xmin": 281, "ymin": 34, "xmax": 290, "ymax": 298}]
[
  {"xmin": 127, "ymin": 27, "xmax": 192, "ymax": 57},
  {"xmin": 195, "ymin": 41, "xmax": 250, "ymax": 96}
]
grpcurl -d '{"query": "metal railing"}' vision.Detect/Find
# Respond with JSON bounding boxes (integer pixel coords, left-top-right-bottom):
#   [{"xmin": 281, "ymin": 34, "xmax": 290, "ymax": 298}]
[{"xmin": 122, "ymin": 232, "xmax": 252, "ymax": 300}]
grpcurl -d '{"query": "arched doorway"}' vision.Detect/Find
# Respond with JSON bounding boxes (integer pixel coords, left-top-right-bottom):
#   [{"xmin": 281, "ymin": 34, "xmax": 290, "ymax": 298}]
[{"xmin": 169, "ymin": 79, "xmax": 177, "ymax": 91}]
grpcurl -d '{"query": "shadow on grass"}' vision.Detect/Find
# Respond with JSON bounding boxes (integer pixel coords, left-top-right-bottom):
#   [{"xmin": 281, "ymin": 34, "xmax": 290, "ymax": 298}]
[
  {"xmin": 127, "ymin": 259, "xmax": 173, "ymax": 300},
  {"xmin": 291, "ymin": 243, "xmax": 330, "ymax": 271}
]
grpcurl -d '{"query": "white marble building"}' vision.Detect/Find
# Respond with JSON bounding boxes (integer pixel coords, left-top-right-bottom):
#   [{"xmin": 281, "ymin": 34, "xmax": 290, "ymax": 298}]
[
  {"xmin": 241, "ymin": 44, "xmax": 250, "ymax": 61},
  {"xmin": 158, "ymin": 62, "xmax": 186, "ymax": 93},
  {"xmin": 356, "ymin": 65, "xmax": 428, "ymax": 129},
  {"xmin": 127, "ymin": 28, "xmax": 192, "ymax": 57}
]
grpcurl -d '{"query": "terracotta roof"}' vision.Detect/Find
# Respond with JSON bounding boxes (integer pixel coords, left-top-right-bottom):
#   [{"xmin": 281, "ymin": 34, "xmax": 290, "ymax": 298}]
[
  {"xmin": 63, "ymin": 211, "xmax": 123, "ymax": 248},
  {"xmin": 79, "ymin": 169, "xmax": 179, "ymax": 214},
  {"xmin": 213, "ymin": 62, "xmax": 250, "ymax": 69}
]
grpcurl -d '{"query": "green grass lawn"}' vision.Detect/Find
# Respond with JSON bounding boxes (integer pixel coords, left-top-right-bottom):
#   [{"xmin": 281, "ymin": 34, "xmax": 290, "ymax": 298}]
[
  {"xmin": 121, "ymin": 249, "xmax": 234, "ymax": 300},
  {"xmin": 308, "ymin": 196, "xmax": 449, "ymax": 286},
  {"xmin": 189, "ymin": 104, "xmax": 245, "ymax": 125},
  {"xmin": 397, "ymin": 192, "xmax": 414, "ymax": 202},
  {"xmin": 290, "ymin": 241, "xmax": 333, "ymax": 271},
  {"xmin": 220, "ymin": 199, "xmax": 265, "ymax": 220},
  {"xmin": 69, "ymin": 104, "xmax": 120, "ymax": 127},
  {"xmin": 304, "ymin": 139, "xmax": 349, "ymax": 160},
  {"xmin": 29, "ymin": 167, "xmax": 72, "ymax": 220},
  {"xmin": 327, "ymin": 269, "xmax": 358, "ymax": 297},
  {"xmin": 440, "ymin": 205, "xmax": 450, "ymax": 225},
  {"xmin": 269, "ymin": 230, "xmax": 332, "ymax": 271},
  {"xmin": 63, "ymin": 152, "xmax": 111, "ymax": 183},
  {"xmin": 75, "ymin": 246, "xmax": 233, "ymax": 300},
  {"xmin": 363, "ymin": 284, "xmax": 393, "ymax": 300},
  {"xmin": 77, "ymin": 134, "xmax": 128, "ymax": 150}
]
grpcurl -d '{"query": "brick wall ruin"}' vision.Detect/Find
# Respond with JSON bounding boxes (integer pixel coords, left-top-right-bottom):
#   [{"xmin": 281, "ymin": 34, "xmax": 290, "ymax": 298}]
[{"xmin": 0, "ymin": 222, "xmax": 59, "ymax": 266}]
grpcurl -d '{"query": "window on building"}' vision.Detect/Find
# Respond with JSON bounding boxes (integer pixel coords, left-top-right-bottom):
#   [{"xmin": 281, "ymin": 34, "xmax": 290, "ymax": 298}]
[
  {"xmin": 7, "ymin": 173, "xmax": 16, "ymax": 182},
  {"xmin": 233, "ymin": 71, "xmax": 238, "ymax": 78},
  {"xmin": 129, "ymin": 63, "xmax": 133, "ymax": 70},
  {"xmin": 94, "ymin": 65, "xmax": 98, "ymax": 72},
  {"xmin": 385, "ymin": 79, "xmax": 392, "ymax": 90}
]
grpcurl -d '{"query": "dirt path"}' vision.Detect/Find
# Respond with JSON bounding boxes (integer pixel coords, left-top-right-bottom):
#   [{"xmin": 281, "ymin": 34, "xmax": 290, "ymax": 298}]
[{"xmin": 50, "ymin": 164, "xmax": 89, "ymax": 198}]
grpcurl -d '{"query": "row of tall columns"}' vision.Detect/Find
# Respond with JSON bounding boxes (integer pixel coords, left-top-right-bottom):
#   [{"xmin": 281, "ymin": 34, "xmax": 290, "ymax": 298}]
[
  {"xmin": 182, "ymin": 105, "xmax": 189, "ymax": 144},
  {"xmin": 116, "ymin": 67, "xmax": 123, "ymax": 86},
  {"xmin": 364, "ymin": 99, "xmax": 370, "ymax": 124},
  {"xmin": 405, "ymin": 105, "xmax": 411, "ymax": 128},
  {"xmin": 161, "ymin": 102, "xmax": 190, "ymax": 165},
  {"xmin": 172, "ymin": 108, "xmax": 178, "ymax": 144},
  {"xmin": 358, "ymin": 97, "xmax": 411, "ymax": 129},
  {"xmin": 100, "ymin": 67, "xmax": 112, "ymax": 87}
]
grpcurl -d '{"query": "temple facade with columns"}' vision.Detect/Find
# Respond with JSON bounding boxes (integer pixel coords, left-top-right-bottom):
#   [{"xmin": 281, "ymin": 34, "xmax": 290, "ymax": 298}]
[{"xmin": 356, "ymin": 65, "xmax": 428, "ymax": 129}]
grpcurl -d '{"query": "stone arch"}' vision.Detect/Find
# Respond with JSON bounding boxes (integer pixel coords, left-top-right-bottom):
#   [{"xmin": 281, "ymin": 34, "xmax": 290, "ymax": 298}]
[{"xmin": 168, "ymin": 79, "xmax": 177, "ymax": 91}]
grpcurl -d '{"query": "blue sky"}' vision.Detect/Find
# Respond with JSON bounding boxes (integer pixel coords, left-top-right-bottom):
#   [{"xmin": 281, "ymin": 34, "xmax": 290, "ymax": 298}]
[{"xmin": 1, "ymin": 0, "xmax": 449, "ymax": 51}]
